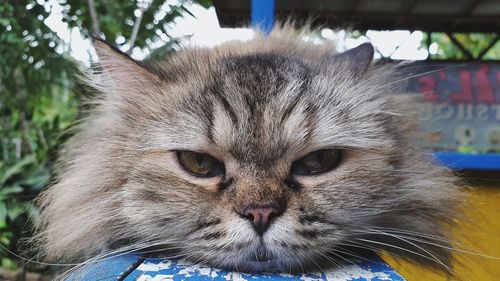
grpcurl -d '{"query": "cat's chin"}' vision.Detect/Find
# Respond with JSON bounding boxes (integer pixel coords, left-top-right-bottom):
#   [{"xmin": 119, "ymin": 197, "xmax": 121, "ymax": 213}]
[{"xmin": 234, "ymin": 259, "xmax": 283, "ymax": 273}]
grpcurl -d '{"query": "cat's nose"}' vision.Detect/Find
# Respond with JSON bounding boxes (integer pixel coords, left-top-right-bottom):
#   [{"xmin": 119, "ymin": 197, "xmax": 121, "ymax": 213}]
[{"xmin": 241, "ymin": 206, "xmax": 280, "ymax": 236}]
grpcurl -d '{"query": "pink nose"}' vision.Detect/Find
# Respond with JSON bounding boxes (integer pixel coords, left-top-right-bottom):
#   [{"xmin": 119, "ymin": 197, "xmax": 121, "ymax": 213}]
[{"xmin": 241, "ymin": 207, "xmax": 279, "ymax": 236}]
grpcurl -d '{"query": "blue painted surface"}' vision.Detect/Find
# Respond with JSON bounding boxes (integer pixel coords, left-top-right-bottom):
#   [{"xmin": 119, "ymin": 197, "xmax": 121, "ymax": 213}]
[
  {"xmin": 66, "ymin": 254, "xmax": 142, "ymax": 281},
  {"xmin": 68, "ymin": 254, "xmax": 404, "ymax": 281},
  {"xmin": 251, "ymin": 0, "xmax": 275, "ymax": 33},
  {"xmin": 434, "ymin": 152, "xmax": 500, "ymax": 170}
]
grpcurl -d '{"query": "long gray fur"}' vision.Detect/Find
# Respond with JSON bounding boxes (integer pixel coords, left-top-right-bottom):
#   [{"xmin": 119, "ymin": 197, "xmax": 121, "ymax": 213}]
[{"xmin": 35, "ymin": 28, "xmax": 461, "ymax": 275}]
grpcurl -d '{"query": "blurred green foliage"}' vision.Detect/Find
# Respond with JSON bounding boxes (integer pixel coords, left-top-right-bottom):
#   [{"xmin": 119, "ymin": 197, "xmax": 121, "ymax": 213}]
[
  {"xmin": 0, "ymin": 0, "xmax": 210, "ymax": 274},
  {"xmin": 0, "ymin": 0, "xmax": 80, "ymax": 271},
  {"xmin": 424, "ymin": 32, "xmax": 500, "ymax": 60}
]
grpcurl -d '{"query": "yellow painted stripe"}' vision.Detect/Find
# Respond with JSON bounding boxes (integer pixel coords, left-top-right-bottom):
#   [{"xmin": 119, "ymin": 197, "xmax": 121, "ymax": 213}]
[{"xmin": 383, "ymin": 185, "xmax": 500, "ymax": 280}]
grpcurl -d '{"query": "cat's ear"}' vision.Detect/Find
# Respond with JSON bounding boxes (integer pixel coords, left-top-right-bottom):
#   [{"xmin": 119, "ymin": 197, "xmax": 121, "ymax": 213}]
[
  {"xmin": 334, "ymin": 43, "xmax": 374, "ymax": 75},
  {"xmin": 92, "ymin": 37, "xmax": 158, "ymax": 86}
]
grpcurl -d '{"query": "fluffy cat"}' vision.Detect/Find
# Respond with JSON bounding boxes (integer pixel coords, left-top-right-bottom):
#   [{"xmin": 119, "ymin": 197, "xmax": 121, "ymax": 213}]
[{"xmin": 35, "ymin": 29, "xmax": 461, "ymax": 274}]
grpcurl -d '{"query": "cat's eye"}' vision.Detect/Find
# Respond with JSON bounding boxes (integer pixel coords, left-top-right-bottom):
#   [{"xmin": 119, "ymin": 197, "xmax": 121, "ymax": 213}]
[
  {"xmin": 177, "ymin": 151, "xmax": 225, "ymax": 177},
  {"xmin": 291, "ymin": 149, "xmax": 341, "ymax": 176}
]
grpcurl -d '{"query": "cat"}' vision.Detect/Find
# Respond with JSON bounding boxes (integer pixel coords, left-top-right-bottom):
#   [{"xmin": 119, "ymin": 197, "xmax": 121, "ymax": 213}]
[{"xmin": 35, "ymin": 28, "xmax": 461, "ymax": 275}]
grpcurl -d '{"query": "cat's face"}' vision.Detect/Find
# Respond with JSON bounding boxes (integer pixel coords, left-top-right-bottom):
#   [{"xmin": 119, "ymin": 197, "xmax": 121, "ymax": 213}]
[
  {"xmin": 38, "ymin": 35, "xmax": 459, "ymax": 273},
  {"xmin": 119, "ymin": 45, "xmax": 392, "ymax": 272}
]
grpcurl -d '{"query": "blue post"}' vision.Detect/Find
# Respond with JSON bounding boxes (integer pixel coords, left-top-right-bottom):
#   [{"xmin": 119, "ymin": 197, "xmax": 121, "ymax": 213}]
[{"xmin": 251, "ymin": 0, "xmax": 275, "ymax": 34}]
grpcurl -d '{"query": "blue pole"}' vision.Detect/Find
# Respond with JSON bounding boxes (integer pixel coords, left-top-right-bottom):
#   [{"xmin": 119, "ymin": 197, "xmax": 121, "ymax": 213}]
[{"xmin": 251, "ymin": 0, "xmax": 275, "ymax": 34}]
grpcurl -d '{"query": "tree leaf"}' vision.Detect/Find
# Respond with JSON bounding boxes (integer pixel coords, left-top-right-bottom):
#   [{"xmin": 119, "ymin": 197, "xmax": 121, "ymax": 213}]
[
  {"xmin": 0, "ymin": 155, "xmax": 36, "ymax": 186},
  {"xmin": 7, "ymin": 204, "xmax": 25, "ymax": 221},
  {"xmin": 0, "ymin": 202, "xmax": 7, "ymax": 226},
  {"xmin": 0, "ymin": 186, "xmax": 23, "ymax": 197}
]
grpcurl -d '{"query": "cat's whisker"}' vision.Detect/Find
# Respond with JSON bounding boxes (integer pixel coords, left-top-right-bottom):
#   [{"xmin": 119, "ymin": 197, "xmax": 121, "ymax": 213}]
[
  {"xmin": 336, "ymin": 239, "xmax": 455, "ymax": 276},
  {"xmin": 302, "ymin": 249, "xmax": 331, "ymax": 273},
  {"xmin": 343, "ymin": 225, "xmax": 451, "ymax": 243},
  {"xmin": 347, "ymin": 225, "xmax": 499, "ymax": 259},
  {"xmin": 334, "ymin": 241, "xmax": 393, "ymax": 258},
  {"xmin": 354, "ymin": 237, "xmax": 455, "ymax": 274},
  {"xmin": 327, "ymin": 246, "xmax": 381, "ymax": 264},
  {"xmin": 280, "ymin": 244, "xmax": 306, "ymax": 274},
  {"xmin": 359, "ymin": 229, "xmax": 451, "ymax": 272},
  {"xmin": 319, "ymin": 247, "xmax": 358, "ymax": 267},
  {"xmin": 290, "ymin": 251, "xmax": 302, "ymax": 274},
  {"xmin": 341, "ymin": 238, "xmax": 463, "ymax": 281},
  {"xmin": 327, "ymin": 241, "xmax": 424, "ymax": 273},
  {"xmin": 368, "ymin": 63, "xmax": 468, "ymax": 90},
  {"xmin": 362, "ymin": 64, "xmax": 455, "ymax": 85},
  {"xmin": 73, "ymin": 239, "xmax": 184, "ymax": 265},
  {"xmin": 0, "ymin": 242, "xmax": 89, "ymax": 267},
  {"xmin": 370, "ymin": 226, "xmax": 453, "ymax": 241}
]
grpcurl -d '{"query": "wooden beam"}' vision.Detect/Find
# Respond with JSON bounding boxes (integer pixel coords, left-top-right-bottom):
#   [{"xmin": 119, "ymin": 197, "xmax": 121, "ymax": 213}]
[
  {"xmin": 403, "ymin": 0, "xmax": 418, "ymax": 15},
  {"xmin": 464, "ymin": 0, "xmax": 483, "ymax": 16},
  {"xmin": 213, "ymin": 0, "xmax": 500, "ymax": 33},
  {"xmin": 396, "ymin": 0, "xmax": 418, "ymax": 27},
  {"xmin": 349, "ymin": 0, "xmax": 361, "ymax": 13}
]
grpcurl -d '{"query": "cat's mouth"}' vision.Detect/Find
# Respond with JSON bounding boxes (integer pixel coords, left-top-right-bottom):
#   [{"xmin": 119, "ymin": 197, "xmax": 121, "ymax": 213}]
[{"xmin": 236, "ymin": 247, "xmax": 283, "ymax": 273}]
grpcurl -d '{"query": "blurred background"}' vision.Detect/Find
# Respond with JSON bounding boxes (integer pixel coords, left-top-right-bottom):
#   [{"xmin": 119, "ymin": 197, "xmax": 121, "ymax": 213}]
[{"xmin": 0, "ymin": 0, "xmax": 499, "ymax": 280}]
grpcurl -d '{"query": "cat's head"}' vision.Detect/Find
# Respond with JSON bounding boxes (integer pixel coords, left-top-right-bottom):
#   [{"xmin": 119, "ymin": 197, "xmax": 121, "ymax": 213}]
[{"xmin": 37, "ymin": 32, "xmax": 459, "ymax": 273}]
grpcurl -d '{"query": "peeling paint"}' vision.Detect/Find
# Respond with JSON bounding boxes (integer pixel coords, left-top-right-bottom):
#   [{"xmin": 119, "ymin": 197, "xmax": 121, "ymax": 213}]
[
  {"xmin": 67, "ymin": 254, "xmax": 405, "ymax": 280},
  {"xmin": 124, "ymin": 257, "xmax": 405, "ymax": 281}
]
